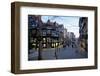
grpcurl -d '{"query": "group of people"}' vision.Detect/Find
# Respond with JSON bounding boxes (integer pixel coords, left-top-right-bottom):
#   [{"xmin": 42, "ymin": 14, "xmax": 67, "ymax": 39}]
[
  {"xmin": 63, "ymin": 39, "xmax": 77, "ymax": 48},
  {"xmin": 62, "ymin": 38, "xmax": 87, "ymax": 53}
]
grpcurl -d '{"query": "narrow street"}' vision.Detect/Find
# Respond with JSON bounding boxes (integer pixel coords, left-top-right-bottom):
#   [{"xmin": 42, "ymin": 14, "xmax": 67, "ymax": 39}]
[{"xmin": 28, "ymin": 45, "xmax": 88, "ymax": 60}]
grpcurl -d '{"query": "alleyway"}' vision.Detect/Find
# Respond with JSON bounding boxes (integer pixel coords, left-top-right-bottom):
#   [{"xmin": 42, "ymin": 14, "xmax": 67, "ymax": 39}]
[{"xmin": 28, "ymin": 45, "xmax": 88, "ymax": 60}]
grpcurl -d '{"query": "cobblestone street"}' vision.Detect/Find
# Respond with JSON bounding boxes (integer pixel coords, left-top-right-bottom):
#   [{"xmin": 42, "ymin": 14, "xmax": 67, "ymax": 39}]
[{"xmin": 28, "ymin": 45, "xmax": 88, "ymax": 60}]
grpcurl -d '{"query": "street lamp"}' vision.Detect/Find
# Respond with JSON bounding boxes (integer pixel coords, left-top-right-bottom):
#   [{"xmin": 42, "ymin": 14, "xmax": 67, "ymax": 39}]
[{"xmin": 36, "ymin": 27, "xmax": 43, "ymax": 60}]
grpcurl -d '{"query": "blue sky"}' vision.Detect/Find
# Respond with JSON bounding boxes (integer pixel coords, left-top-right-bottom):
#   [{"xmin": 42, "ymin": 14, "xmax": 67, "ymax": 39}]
[{"xmin": 41, "ymin": 16, "xmax": 80, "ymax": 38}]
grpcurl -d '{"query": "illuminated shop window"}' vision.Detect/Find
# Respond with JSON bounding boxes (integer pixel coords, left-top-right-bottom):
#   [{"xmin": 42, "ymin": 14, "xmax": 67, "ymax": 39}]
[
  {"xmin": 32, "ymin": 43, "xmax": 36, "ymax": 46},
  {"xmin": 43, "ymin": 38, "xmax": 46, "ymax": 42},
  {"xmin": 43, "ymin": 44, "xmax": 46, "ymax": 47},
  {"xmin": 56, "ymin": 43, "xmax": 58, "ymax": 46}
]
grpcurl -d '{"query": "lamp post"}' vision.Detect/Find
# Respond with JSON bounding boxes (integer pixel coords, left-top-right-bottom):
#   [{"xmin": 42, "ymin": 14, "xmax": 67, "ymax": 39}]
[
  {"xmin": 36, "ymin": 16, "xmax": 43, "ymax": 60},
  {"xmin": 37, "ymin": 28, "xmax": 43, "ymax": 60}
]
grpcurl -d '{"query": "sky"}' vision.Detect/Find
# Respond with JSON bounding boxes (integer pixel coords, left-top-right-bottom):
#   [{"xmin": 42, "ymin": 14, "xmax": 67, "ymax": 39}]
[{"xmin": 41, "ymin": 16, "xmax": 80, "ymax": 38}]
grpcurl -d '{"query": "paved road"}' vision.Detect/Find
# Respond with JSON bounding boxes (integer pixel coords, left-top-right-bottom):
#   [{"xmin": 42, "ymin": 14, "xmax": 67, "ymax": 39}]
[{"xmin": 28, "ymin": 46, "xmax": 88, "ymax": 60}]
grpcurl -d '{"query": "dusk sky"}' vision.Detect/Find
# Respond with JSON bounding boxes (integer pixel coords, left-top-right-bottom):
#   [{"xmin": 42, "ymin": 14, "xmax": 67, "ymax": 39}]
[{"xmin": 41, "ymin": 16, "xmax": 80, "ymax": 38}]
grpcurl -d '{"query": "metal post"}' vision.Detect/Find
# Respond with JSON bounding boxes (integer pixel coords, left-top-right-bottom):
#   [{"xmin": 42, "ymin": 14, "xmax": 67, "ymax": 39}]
[
  {"xmin": 38, "ymin": 40, "xmax": 42, "ymax": 60},
  {"xmin": 38, "ymin": 26, "xmax": 43, "ymax": 60}
]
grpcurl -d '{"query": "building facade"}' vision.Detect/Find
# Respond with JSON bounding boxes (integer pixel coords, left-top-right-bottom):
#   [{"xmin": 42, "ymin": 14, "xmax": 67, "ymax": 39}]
[
  {"xmin": 79, "ymin": 17, "xmax": 88, "ymax": 52},
  {"xmin": 28, "ymin": 15, "xmax": 64, "ymax": 50}
]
